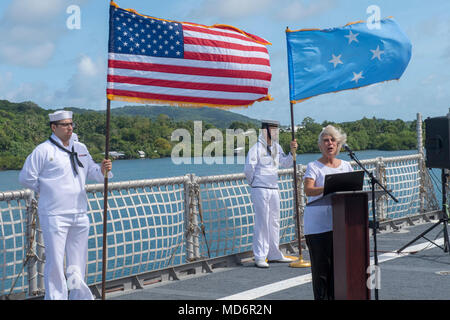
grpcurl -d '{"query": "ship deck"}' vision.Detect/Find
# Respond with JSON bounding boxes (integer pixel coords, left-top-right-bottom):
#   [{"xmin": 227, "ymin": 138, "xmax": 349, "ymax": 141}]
[{"xmin": 106, "ymin": 220, "xmax": 450, "ymax": 301}]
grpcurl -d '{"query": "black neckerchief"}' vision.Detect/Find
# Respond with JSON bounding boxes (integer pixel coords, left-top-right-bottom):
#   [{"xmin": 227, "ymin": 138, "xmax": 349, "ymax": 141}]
[
  {"xmin": 48, "ymin": 137, "xmax": 84, "ymax": 176},
  {"xmin": 262, "ymin": 124, "xmax": 274, "ymax": 156},
  {"xmin": 266, "ymin": 144, "xmax": 272, "ymax": 156}
]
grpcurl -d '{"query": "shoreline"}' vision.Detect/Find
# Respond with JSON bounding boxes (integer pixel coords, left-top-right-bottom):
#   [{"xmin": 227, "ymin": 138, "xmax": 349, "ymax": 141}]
[
  {"xmin": 0, "ymin": 147, "xmax": 418, "ymax": 172},
  {"xmin": 0, "ymin": 149, "xmax": 420, "ymax": 193}
]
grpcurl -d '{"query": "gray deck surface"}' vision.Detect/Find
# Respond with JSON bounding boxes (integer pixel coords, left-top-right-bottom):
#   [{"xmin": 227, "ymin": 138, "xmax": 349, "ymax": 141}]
[{"xmin": 107, "ymin": 220, "xmax": 450, "ymax": 301}]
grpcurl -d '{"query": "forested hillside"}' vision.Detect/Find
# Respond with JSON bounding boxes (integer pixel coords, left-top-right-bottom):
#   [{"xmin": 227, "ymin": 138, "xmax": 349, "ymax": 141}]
[
  {"xmin": 110, "ymin": 105, "xmax": 260, "ymax": 128},
  {"xmin": 0, "ymin": 100, "xmax": 420, "ymax": 170}
]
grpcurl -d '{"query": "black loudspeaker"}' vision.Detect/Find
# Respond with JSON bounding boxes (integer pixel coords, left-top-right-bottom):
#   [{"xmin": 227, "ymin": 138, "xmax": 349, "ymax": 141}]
[{"xmin": 424, "ymin": 115, "xmax": 450, "ymax": 169}]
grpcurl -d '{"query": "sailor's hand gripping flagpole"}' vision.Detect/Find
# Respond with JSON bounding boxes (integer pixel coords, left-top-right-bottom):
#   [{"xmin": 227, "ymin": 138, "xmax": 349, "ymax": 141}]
[{"xmin": 101, "ymin": 159, "xmax": 112, "ymax": 177}]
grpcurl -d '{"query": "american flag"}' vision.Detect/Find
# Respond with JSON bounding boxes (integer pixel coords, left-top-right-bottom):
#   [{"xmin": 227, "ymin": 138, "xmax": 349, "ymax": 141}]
[{"xmin": 107, "ymin": 3, "xmax": 272, "ymax": 108}]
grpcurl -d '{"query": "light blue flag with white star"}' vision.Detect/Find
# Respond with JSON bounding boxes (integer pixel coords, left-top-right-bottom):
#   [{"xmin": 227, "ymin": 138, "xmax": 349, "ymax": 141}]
[{"xmin": 286, "ymin": 18, "xmax": 412, "ymax": 103}]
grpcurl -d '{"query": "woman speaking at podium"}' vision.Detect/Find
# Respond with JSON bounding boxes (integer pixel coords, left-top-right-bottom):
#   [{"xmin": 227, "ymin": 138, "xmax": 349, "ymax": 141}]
[{"xmin": 303, "ymin": 125, "xmax": 352, "ymax": 300}]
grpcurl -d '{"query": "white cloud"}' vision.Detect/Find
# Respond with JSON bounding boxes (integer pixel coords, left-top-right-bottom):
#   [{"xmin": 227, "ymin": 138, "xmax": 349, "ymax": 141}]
[
  {"xmin": 0, "ymin": 74, "xmax": 53, "ymax": 105},
  {"xmin": 0, "ymin": 72, "xmax": 13, "ymax": 90},
  {"xmin": 0, "ymin": 54, "xmax": 106, "ymax": 109},
  {"xmin": 0, "ymin": 1, "xmax": 63, "ymax": 67},
  {"xmin": 421, "ymin": 74, "xmax": 436, "ymax": 85},
  {"xmin": 4, "ymin": 0, "xmax": 64, "ymax": 24},
  {"xmin": 53, "ymin": 54, "xmax": 106, "ymax": 108},
  {"xmin": 78, "ymin": 55, "xmax": 98, "ymax": 77},
  {"xmin": 188, "ymin": 0, "xmax": 335, "ymax": 23},
  {"xmin": 362, "ymin": 91, "xmax": 382, "ymax": 107},
  {"xmin": 0, "ymin": 0, "xmax": 90, "ymax": 68},
  {"xmin": 0, "ymin": 42, "xmax": 55, "ymax": 68},
  {"xmin": 442, "ymin": 23, "xmax": 450, "ymax": 60},
  {"xmin": 6, "ymin": 82, "xmax": 51, "ymax": 103},
  {"xmin": 276, "ymin": 0, "xmax": 336, "ymax": 21},
  {"xmin": 188, "ymin": 0, "xmax": 273, "ymax": 21}
]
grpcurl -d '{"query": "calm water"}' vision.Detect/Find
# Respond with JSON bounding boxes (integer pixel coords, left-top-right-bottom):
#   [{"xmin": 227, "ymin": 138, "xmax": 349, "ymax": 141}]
[
  {"xmin": 0, "ymin": 149, "xmax": 418, "ymax": 192},
  {"xmin": 1, "ymin": 148, "xmax": 443, "ymax": 289}
]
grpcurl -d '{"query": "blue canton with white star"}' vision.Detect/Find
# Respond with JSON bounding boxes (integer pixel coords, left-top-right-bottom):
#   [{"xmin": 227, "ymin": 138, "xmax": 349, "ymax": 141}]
[{"xmin": 108, "ymin": 6, "xmax": 184, "ymax": 58}]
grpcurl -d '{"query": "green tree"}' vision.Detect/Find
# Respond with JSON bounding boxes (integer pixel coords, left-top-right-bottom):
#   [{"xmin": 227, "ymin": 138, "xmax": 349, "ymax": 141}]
[
  {"xmin": 0, "ymin": 99, "xmax": 420, "ymax": 170},
  {"xmin": 154, "ymin": 137, "xmax": 172, "ymax": 157}
]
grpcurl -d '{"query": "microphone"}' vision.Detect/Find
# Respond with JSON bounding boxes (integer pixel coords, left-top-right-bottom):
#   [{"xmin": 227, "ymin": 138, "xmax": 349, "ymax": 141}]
[{"xmin": 343, "ymin": 143, "xmax": 352, "ymax": 153}]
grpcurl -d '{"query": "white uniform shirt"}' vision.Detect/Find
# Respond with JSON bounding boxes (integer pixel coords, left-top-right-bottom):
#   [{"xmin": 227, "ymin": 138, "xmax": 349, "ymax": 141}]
[
  {"xmin": 19, "ymin": 133, "xmax": 112, "ymax": 215},
  {"xmin": 244, "ymin": 134, "xmax": 294, "ymax": 189},
  {"xmin": 303, "ymin": 159, "xmax": 353, "ymax": 235}
]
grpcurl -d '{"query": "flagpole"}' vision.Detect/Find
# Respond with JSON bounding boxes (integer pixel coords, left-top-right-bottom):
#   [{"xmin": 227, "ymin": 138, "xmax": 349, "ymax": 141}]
[
  {"xmin": 288, "ymin": 102, "xmax": 310, "ymax": 268},
  {"xmin": 101, "ymin": 98, "xmax": 111, "ymax": 300},
  {"xmin": 101, "ymin": 0, "xmax": 114, "ymax": 300}
]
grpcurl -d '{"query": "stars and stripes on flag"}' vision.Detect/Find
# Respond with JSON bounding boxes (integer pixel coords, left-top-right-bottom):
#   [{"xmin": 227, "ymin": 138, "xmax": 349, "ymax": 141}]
[
  {"xmin": 107, "ymin": 2, "xmax": 273, "ymax": 108},
  {"xmin": 286, "ymin": 18, "xmax": 412, "ymax": 103}
]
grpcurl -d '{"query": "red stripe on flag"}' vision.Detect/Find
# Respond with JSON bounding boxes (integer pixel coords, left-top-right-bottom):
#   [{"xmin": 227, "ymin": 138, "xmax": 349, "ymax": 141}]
[
  {"xmin": 107, "ymin": 88, "xmax": 256, "ymax": 106},
  {"xmin": 184, "ymin": 36, "xmax": 268, "ymax": 54},
  {"xmin": 182, "ymin": 24, "xmax": 266, "ymax": 45},
  {"xmin": 108, "ymin": 59, "xmax": 272, "ymax": 81},
  {"xmin": 108, "ymin": 75, "xmax": 268, "ymax": 94},
  {"xmin": 183, "ymin": 51, "xmax": 270, "ymax": 66}
]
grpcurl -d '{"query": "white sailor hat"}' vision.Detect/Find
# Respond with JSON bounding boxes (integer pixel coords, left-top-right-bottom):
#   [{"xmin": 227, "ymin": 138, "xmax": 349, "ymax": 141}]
[
  {"xmin": 49, "ymin": 110, "xmax": 73, "ymax": 122},
  {"xmin": 261, "ymin": 119, "xmax": 280, "ymax": 128}
]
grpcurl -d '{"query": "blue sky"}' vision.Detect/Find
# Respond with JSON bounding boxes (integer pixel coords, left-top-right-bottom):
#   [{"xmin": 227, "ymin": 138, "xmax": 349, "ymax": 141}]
[{"xmin": 0, "ymin": 0, "xmax": 449, "ymax": 125}]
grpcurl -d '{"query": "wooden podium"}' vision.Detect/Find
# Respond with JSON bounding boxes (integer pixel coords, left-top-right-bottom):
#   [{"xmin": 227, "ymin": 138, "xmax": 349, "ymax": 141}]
[{"xmin": 307, "ymin": 190, "xmax": 381, "ymax": 300}]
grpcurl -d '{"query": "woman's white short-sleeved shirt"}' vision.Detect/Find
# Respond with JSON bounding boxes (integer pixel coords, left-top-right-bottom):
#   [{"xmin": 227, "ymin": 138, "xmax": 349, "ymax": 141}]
[{"xmin": 303, "ymin": 159, "xmax": 353, "ymax": 235}]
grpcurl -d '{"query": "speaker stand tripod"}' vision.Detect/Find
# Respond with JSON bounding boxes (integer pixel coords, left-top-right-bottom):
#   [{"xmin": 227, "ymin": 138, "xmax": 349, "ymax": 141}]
[{"xmin": 397, "ymin": 169, "xmax": 450, "ymax": 254}]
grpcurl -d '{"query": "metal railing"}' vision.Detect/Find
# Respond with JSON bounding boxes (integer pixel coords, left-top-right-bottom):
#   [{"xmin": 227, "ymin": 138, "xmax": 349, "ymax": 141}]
[{"xmin": 0, "ymin": 153, "xmax": 442, "ymax": 299}]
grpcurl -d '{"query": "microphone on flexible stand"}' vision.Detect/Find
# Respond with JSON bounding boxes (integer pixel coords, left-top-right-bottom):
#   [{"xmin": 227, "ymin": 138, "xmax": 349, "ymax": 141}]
[
  {"xmin": 342, "ymin": 143, "xmax": 355, "ymax": 156},
  {"xmin": 341, "ymin": 142, "xmax": 398, "ymax": 301}
]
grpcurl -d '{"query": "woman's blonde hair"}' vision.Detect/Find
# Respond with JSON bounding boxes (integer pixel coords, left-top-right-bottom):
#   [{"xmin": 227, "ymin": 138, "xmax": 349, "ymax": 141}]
[{"xmin": 318, "ymin": 125, "xmax": 347, "ymax": 154}]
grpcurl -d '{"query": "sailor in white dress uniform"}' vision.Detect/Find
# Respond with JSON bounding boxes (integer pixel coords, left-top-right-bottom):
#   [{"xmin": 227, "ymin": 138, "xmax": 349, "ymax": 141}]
[
  {"xmin": 244, "ymin": 120, "xmax": 298, "ymax": 268},
  {"xmin": 19, "ymin": 110, "xmax": 112, "ymax": 300}
]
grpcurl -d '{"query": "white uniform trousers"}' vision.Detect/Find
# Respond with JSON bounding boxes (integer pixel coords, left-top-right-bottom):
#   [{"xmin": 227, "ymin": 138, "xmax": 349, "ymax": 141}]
[
  {"xmin": 250, "ymin": 188, "xmax": 284, "ymax": 261},
  {"xmin": 39, "ymin": 213, "xmax": 93, "ymax": 300}
]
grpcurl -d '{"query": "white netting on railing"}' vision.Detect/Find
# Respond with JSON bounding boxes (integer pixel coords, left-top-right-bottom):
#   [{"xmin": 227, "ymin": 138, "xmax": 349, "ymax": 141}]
[
  {"xmin": 378, "ymin": 155, "xmax": 421, "ymax": 220},
  {"xmin": 349, "ymin": 154, "xmax": 438, "ymax": 221},
  {"xmin": 0, "ymin": 190, "xmax": 34, "ymax": 296},
  {"xmin": 193, "ymin": 169, "xmax": 301, "ymax": 260},
  {"xmin": 278, "ymin": 168, "xmax": 300, "ymax": 244},
  {"xmin": 0, "ymin": 153, "xmax": 442, "ymax": 298},
  {"xmin": 194, "ymin": 174, "xmax": 254, "ymax": 259},
  {"xmin": 85, "ymin": 177, "xmax": 187, "ymax": 285}
]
